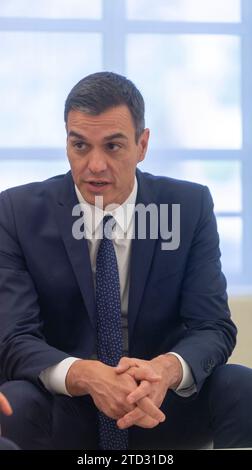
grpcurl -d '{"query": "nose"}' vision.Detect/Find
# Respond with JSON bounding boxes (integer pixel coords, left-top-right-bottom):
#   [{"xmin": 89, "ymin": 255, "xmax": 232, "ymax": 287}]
[{"xmin": 87, "ymin": 150, "xmax": 107, "ymax": 174}]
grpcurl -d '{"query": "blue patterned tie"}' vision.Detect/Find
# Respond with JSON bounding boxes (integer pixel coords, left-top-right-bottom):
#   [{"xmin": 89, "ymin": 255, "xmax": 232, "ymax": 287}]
[{"xmin": 96, "ymin": 215, "xmax": 128, "ymax": 450}]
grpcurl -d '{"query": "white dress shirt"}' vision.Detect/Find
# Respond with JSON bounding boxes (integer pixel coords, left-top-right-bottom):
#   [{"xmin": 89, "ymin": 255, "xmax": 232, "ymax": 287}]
[{"xmin": 40, "ymin": 178, "xmax": 195, "ymax": 397}]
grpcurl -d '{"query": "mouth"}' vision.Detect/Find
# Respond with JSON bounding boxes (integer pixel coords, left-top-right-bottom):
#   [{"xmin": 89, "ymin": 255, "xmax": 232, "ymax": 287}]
[
  {"xmin": 86, "ymin": 180, "xmax": 110, "ymax": 186},
  {"xmin": 85, "ymin": 181, "xmax": 112, "ymax": 192}
]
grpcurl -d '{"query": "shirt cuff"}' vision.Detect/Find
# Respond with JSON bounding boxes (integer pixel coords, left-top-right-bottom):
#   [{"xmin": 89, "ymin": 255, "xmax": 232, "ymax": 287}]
[
  {"xmin": 39, "ymin": 357, "xmax": 81, "ymax": 396},
  {"xmin": 168, "ymin": 352, "xmax": 196, "ymax": 397}
]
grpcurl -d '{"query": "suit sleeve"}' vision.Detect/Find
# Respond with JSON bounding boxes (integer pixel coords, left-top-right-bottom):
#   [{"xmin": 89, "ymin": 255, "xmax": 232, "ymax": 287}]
[
  {"xmin": 0, "ymin": 190, "xmax": 70, "ymax": 385},
  {"xmin": 171, "ymin": 185, "xmax": 237, "ymax": 392}
]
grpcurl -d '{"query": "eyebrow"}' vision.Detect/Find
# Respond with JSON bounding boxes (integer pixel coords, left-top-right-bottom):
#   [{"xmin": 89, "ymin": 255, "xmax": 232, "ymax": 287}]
[
  {"xmin": 103, "ymin": 133, "xmax": 128, "ymax": 141},
  {"xmin": 68, "ymin": 131, "xmax": 128, "ymax": 141},
  {"xmin": 68, "ymin": 131, "xmax": 86, "ymax": 140}
]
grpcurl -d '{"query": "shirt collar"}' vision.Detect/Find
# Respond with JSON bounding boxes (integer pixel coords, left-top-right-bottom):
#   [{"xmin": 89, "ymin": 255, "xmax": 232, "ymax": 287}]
[{"xmin": 75, "ymin": 177, "xmax": 138, "ymax": 237}]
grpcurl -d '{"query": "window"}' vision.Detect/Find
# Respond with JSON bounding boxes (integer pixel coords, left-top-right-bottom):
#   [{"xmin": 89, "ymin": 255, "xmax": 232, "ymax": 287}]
[{"xmin": 0, "ymin": 0, "xmax": 251, "ymax": 291}]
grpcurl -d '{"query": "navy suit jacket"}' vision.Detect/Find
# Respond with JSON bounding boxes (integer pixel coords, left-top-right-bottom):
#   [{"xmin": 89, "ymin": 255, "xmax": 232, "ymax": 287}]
[{"xmin": 0, "ymin": 169, "xmax": 236, "ymax": 392}]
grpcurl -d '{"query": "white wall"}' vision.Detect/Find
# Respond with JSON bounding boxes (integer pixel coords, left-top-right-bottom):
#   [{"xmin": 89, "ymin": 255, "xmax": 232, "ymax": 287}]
[{"xmin": 228, "ymin": 296, "xmax": 252, "ymax": 367}]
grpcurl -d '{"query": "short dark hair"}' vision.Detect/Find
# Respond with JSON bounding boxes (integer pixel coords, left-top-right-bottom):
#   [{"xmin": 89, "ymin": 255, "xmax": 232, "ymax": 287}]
[{"xmin": 64, "ymin": 71, "xmax": 145, "ymax": 142}]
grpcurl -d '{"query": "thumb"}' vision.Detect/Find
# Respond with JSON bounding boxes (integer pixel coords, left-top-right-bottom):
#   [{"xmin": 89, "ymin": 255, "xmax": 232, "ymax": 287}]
[
  {"xmin": 132, "ymin": 367, "xmax": 162, "ymax": 383},
  {"xmin": 115, "ymin": 357, "xmax": 139, "ymax": 374},
  {"xmin": 0, "ymin": 393, "xmax": 13, "ymax": 416}
]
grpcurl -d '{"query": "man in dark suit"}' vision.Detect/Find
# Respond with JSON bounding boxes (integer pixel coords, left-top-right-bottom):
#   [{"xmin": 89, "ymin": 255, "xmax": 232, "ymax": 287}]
[{"xmin": 0, "ymin": 72, "xmax": 252, "ymax": 450}]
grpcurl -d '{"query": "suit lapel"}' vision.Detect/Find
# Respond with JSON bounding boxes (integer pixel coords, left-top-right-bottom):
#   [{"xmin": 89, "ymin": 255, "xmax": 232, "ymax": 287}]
[
  {"xmin": 54, "ymin": 172, "xmax": 96, "ymax": 329},
  {"xmin": 128, "ymin": 170, "xmax": 158, "ymax": 338},
  {"xmin": 54, "ymin": 171, "xmax": 161, "ymax": 336}
]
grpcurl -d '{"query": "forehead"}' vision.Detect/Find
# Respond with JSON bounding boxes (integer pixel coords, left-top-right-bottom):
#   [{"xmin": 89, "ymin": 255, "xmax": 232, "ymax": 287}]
[{"xmin": 66, "ymin": 105, "xmax": 135, "ymax": 137}]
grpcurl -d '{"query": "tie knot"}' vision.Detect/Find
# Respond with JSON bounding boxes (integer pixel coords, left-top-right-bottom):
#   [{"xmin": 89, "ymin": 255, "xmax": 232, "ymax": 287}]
[{"xmin": 102, "ymin": 215, "xmax": 116, "ymax": 239}]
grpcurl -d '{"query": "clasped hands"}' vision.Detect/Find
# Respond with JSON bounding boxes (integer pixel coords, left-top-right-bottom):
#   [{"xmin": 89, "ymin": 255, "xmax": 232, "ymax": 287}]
[{"xmin": 66, "ymin": 354, "xmax": 183, "ymax": 430}]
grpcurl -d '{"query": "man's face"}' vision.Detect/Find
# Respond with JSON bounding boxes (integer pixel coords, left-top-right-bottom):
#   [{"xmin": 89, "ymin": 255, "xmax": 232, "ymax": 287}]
[{"xmin": 66, "ymin": 105, "xmax": 149, "ymax": 208}]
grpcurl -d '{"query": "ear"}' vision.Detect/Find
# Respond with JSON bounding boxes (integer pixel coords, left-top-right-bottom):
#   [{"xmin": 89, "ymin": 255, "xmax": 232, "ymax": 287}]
[{"xmin": 137, "ymin": 128, "xmax": 150, "ymax": 163}]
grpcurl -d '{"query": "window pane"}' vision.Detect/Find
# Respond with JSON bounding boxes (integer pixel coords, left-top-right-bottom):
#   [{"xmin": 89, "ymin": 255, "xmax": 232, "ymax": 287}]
[
  {"xmin": 127, "ymin": 35, "xmax": 241, "ymax": 149},
  {"xmin": 0, "ymin": 160, "xmax": 70, "ymax": 191},
  {"xmin": 0, "ymin": 32, "xmax": 102, "ymax": 147},
  {"xmin": 127, "ymin": 0, "xmax": 241, "ymax": 22},
  {"xmin": 217, "ymin": 217, "xmax": 242, "ymax": 275},
  {"xmin": 139, "ymin": 160, "xmax": 241, "ymax": 213},
  {"xmin": 0, "ymin": 0, "xmax": 102, "ymax": 18}
]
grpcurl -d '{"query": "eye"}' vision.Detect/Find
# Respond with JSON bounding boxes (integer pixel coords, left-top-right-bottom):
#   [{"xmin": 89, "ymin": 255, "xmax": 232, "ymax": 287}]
[
  {"xmin": 106, "ymin": 142, "xmax": 121, "ymax": 151},
  {"xmin": 73, "ymin": 141, "xmax": 87, "ymax": 150}
]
